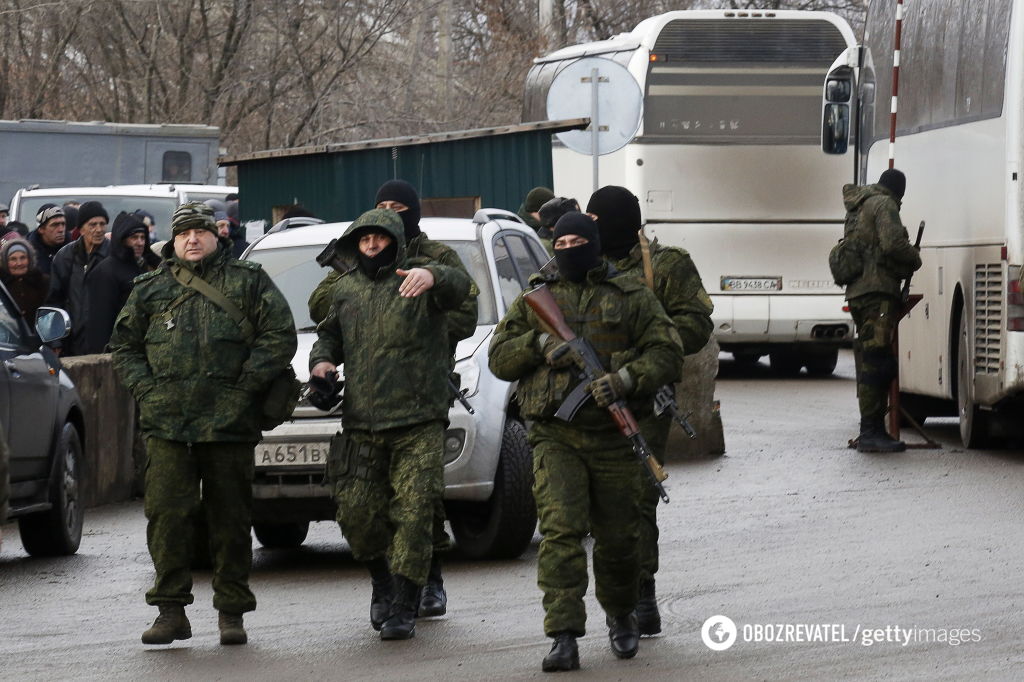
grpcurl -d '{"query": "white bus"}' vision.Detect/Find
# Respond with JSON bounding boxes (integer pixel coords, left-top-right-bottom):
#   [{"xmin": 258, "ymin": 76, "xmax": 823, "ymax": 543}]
[
  {"xmin": 524, "ymin": 10, "xmax": 857, "ymax": 375},
  {"xmin": 821, "ymin": 0, "xmax": 1022, "ymax": 447}
]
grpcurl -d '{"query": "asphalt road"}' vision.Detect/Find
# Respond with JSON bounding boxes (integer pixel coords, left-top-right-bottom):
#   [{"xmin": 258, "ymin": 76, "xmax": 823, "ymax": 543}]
[{"xmin": 2, "ymin": 350, "xmax": 1023, "ymax": 680}]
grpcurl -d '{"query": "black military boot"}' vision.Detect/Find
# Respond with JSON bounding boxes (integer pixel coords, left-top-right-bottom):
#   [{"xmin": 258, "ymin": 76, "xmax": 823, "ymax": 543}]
[
  {"xmin": 218, "ymin": 612, "xmax": 247, "ymax": 645},
  {"xmin": 366, "ymin": 558, "xmax": 393, "ymax": 631},
  {"xmin": 541, "ymin": 632, "xmax": 580, "ymax": 672},
  {"xmin": 380, "ymin": 575, "xmax": 419, "ymax": 640},
  {"xmin": 636, "ymin": 578, "xmax": 662, "ymax": 636},
  {"xmin": 418, "ymin": 556, "xmax": 447, "ymax": 617},
  {"xmin": 141, "ymin": 604, "xmax": 192, "ymax": 645},
  {"xmin": 607, "ymin": 611, "xmax": 640, "ymax": 659},
  {"xmin": 856, "ymin": 416, "xmax": 906, "ymax": 453}
]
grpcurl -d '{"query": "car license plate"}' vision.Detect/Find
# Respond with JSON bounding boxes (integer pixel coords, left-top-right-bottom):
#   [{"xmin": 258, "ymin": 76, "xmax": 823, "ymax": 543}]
[
  {"xmin": 255, "ymin": 442, "xmax": 330, "ymax": 467},
  {"xmin": 720, "ymin": 276, "xmax": 782, "ymax": 291}
]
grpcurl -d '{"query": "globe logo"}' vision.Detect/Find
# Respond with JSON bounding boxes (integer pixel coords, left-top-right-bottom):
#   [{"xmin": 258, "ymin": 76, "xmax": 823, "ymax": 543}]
[{"xmin": 701, "ymin": 615, "xmax": 738, "ymax": 651}]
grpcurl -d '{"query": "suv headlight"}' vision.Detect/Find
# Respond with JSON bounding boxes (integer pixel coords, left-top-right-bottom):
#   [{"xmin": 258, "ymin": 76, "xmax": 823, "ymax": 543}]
[{"xmin": 454, "ymin": 356, "xmax": 481, "ymax": 398}]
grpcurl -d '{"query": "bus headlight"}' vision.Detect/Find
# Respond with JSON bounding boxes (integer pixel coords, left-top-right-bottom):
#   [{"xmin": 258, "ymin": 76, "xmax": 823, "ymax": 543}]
[{"xmin": 454, "ymin": 357, "xmax": 481, "ymax": 398}]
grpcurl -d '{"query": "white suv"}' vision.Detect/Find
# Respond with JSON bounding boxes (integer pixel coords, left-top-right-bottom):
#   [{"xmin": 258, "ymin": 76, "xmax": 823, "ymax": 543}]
[{"xmin": 244, "ymin": 210, "xmax": 550, "ymax": 559}]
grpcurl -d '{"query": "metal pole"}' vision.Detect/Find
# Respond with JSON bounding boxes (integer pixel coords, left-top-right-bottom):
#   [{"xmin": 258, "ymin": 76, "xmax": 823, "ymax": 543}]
[
  {"xmin": 591, "ymin": 66, "xmax": 599, "ymax": 192},
  {"xmin": 888, "ymin": 0, "xmax": 904, "ymax": 169}
]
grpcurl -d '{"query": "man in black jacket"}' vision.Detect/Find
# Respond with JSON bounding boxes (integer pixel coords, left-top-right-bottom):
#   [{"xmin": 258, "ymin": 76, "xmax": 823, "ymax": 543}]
[
  {"xmin": 47, "ymin": 201, "xmax": 110, "ymax": 355},
  {"xmin": 83, "ymin": 211, "xmax": 161, "ymax": 354}
]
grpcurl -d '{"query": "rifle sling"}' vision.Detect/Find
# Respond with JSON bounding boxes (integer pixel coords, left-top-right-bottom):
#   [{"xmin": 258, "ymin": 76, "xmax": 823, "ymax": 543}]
[{"xmin": 170, "ymin": 263, "xmax": 256, "ymax": 341}]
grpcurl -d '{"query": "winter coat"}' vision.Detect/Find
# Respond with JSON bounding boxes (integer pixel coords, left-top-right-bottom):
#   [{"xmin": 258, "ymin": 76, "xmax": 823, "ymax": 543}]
[
  {"xmin": 109, "ymin": 242, "xmax": 297, "ymax": 443},
  {"xmin": 841, "ymin": 183, "xmax": 922, "ymax": 301},
  {"xmin": 487, "ymin": 261, "xmax": 684, "ymax": 429},
  {"xmin": 27, "ymin": 229, "xmax": 63, "ymax": 275},
  {"xmin": 82, "ymin": 216, "xmax": 161, "ymax": 354},
  {"xmin": 0, "ymin": 237, "xmax": 49, "ymax": 320},
  {"xmin": 308, "ymin": 230, "xmax": 479, "ymax": 358},
  {"xmin": 308, "ymin": 209, "xmax": 472, "ymax": 432},
  {"xmin": 611, "ymin": 240, "xmax": 714, "ymax": 357},
  {"xmin": 46, "ymin": 237, "xmax": 110, "ymax": 355}
]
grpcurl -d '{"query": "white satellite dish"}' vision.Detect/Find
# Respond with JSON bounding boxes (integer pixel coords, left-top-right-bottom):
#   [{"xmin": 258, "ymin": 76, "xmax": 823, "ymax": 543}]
[{"xmin": 546, "ymin": 57, "xmax": 643, "ymax": 192}]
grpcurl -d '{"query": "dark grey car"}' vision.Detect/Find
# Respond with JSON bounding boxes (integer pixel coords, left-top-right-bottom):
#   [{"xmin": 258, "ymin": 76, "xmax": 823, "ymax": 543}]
[{"xmin": 0, "ymin": 285, "xmax": 85, "ymax": 556}]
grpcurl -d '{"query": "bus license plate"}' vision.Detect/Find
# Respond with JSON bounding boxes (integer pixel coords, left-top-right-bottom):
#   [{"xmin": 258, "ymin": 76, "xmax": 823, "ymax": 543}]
[
  {"xmin": 255, "ymin": 442, "xmax": 330, "ymax": 467},
  {"xmin": 721, "ymin": 276, "xmax": 782, "ymax": 291}
]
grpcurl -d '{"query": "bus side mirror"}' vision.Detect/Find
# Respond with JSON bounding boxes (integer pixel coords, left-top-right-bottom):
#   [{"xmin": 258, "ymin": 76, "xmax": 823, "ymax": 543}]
[
  {"xmin": 825, "ymin": 78, "xmax": 852, "ymax": 103},
  {"xmin": 822, "ymin": 104, "xmax": 850, "ymax": 154}
]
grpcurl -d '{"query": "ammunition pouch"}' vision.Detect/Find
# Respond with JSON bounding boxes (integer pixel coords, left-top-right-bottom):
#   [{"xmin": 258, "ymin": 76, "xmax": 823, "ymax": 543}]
[{"xmin": 326, "ymin": 432, "xmax": 380, "ymax": 483}]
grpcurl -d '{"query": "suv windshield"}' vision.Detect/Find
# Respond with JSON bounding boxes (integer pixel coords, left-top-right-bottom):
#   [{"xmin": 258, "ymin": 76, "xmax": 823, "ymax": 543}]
[
  {"xmin": 249, "ymin": 240, "xmax": 497, "ymax": 331},
  {"xmin": 17, "ymin": 195, "xmax": 178, "ymax": 240}
]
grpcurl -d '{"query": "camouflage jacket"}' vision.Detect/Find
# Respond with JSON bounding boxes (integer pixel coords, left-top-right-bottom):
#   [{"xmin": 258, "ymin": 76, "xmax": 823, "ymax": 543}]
[
  {"xmin": 611, "ymin": 240, "xmax": 714, "ymax": 358},
  {"xmin": 308, "ymin": 232, "xmax": 478, "ymax": 357},
  {"xmin": 109, "ymin": 243, "xmax": 297, "ymax": 443},
  {"xmin": 308, "ymin": 210, "xmax": 471, "ymax": 432},
  {"xmin": 487, "ymin": 261, "xmax": 684, "ymax": 429},
  {"xmin": 842, "ymin": 183, "xmax": 922, "ymax": 301}
]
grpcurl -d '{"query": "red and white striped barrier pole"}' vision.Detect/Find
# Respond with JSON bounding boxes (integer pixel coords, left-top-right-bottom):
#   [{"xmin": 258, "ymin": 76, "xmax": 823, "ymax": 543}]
[{"xmin": 889, "ymin": 0, "xmax": 904, "ymax": 169}]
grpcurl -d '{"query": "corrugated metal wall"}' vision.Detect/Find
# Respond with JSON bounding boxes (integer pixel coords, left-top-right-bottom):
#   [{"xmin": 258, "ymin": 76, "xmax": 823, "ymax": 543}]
[{"xmin": 236, "ymin": 129, "xmax": 556, "ymax": 226}]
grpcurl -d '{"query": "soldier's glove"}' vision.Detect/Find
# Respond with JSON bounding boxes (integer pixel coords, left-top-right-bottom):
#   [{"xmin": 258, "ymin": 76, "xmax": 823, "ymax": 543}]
[
  {"xmin": 589, "ymin": 368, "xmax": 633, "ymax": 407},
  {"xmin": 307, "ymin": 371, "xmax": 343, "ymax": 412},
  {"xmin": 537, "ymin": 332, "xmax": 580, "ymax": 369}
]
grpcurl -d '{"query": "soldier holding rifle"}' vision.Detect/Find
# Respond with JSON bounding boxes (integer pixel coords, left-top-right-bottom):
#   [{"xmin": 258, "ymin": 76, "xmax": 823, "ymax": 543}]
[{"xmin": 488, "ymin": 212, "xmax": 683, "ymax": 672}]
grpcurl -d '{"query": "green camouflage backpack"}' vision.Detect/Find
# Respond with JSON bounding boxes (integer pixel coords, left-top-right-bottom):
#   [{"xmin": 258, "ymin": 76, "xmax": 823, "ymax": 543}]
[{"xmin": 828, "ymin": 237, "xmax": 864, "ymax": 286}]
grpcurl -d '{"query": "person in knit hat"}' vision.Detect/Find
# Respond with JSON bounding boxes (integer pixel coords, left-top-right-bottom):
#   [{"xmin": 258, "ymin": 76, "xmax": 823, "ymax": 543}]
[
  {"xmin": 109, "ymin": 200, "xmax": 296, "ymax": 647},
  {"xmin": 0, "ymin": 237, "xmax": 50, "ymax": 320},
  {"xmin": 516, "ymin": 186, "xmax": 555, "ymax": 232},
  {"xmin": 82, "ymin": 211, "xmax": 161, "ymax": 354},
  {"xmin": 45, "ymin": 201, "xmax": 110, "ymax": 355},
  {"xmin": 28, "ymin": 204, "xmax": 67, "ymax": 275}
]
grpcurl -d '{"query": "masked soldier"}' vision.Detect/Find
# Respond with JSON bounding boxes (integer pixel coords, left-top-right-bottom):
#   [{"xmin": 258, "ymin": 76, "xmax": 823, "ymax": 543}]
[
  {"xmin": 586, "ymin": 185, "xmax": 713, "ymax": 635},
  {"xmin": 110, "ymin": 203, "xmax": 296, "ymax": 646},
  {"xmin": 309, "ymin": 208, "xmax": 471, "ymax": 640},
  {"xmin": 488, "ymin": 212, "xmax": 684, "ymax": 672},
  {"xmin": 309, "ymin": 179, "xmax": 478, "ymax": 618},
  {"xmin": 841, "ymin": 168, "xmax": 921, "ymax": 451}
]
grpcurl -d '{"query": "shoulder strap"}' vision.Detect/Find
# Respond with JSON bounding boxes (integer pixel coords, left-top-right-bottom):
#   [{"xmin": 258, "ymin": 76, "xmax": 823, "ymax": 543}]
[{"xmin": 170, "ymin": 263, "xmax": 255, "ymax": 340}]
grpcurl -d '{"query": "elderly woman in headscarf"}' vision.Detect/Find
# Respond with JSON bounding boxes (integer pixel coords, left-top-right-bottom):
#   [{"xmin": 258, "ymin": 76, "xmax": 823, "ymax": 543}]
[{"xmin": 0, "ymin": 236, "xmax": 50, "ymax": 320}]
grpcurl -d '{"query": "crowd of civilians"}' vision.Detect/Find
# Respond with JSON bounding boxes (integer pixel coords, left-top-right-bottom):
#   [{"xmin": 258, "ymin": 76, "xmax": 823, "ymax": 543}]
[{"xmin": 0, "ymin": 195, "xmax": 247, "ymax": 355}]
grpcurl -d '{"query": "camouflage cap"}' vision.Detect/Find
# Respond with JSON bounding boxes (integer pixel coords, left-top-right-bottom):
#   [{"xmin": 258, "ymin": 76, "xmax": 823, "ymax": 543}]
[{"xmin": 171, "ymin": 201, "xmax": 217, "ymax": 237}]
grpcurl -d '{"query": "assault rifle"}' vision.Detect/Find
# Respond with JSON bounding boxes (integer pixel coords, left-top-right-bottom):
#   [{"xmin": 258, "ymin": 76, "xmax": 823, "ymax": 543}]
[
  {"xmin": 653, "ymin": 385, "xmax": 697, "ymax": 440},
  {"xmin": 901, "ymin": 220, "xmax": 925, "ymax": 302},
  {"xmin": 523, "ymin": 285, "xmax": 670, "ymax": 503}
]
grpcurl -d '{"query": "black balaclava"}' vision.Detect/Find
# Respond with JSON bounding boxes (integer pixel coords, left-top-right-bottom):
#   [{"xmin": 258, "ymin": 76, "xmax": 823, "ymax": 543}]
[
  {"xmin": 586, "ymin": 185, "xmax": 642, "ymax": 260},
  {"xmin": 552, "ymin": 212, "xmax": 602, "ymax": 283},
  {"xmin": 374, "ymin": 179, "xmax": 421, "ymax": 241},
  {"xmin": 877, "ymin": 168, "xmax": 906, "ymax": 200},
  {"xmin": 352, "ymin": 227, "xmax": 398, "ymax": 279}
]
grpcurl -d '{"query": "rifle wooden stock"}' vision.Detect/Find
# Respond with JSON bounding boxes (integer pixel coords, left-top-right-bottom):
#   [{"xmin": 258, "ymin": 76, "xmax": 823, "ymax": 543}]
[{"xmin": 524, "ymin": 286, "xmax": 578, "ymax": 343}]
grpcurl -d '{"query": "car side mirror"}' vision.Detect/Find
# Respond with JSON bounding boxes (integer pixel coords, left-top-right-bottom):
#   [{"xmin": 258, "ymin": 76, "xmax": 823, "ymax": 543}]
[{"xmin": 35, "ymin": 307, "xmax": 71, "ymax": 343}]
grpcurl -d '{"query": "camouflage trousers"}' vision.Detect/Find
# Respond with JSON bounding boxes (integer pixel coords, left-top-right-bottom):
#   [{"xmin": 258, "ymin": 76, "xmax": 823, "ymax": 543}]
[
  {"xmin": 637, "ymin": 412, "xmax": 671, "ymax": 583},
  {"xmin": 530, "ymin": 420, "xmax": 642, "ymax": 637},
  {"xmin": 849, "ymin": 293, "xmax": 899, "ymax": 420},
  {"xmin": 330, "ymin": 421, "xmax": 444, "ymax": 585},
  {"xmin": 144, "ymin": 437, "xmax": 256, "ymax": 614}
]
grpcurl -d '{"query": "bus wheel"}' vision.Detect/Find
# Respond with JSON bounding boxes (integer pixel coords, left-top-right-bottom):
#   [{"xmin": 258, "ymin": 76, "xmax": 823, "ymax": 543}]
[{"xmin": 957, "ymin": 311, "xmax": 994, "ymax": 448}]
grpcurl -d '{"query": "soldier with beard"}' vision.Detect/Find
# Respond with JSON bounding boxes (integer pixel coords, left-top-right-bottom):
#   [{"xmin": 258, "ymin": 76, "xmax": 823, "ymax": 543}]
[
  {"xmin": 310, "ymin": 208, "xmax": 471, "ymax": 640},
  {"xmin": 488, "ymin": 212, "xmax": 683, "ymax": 672},
  {"xmin": 586, "ymin": 185, "xmax": 713, "ymax": 636}
]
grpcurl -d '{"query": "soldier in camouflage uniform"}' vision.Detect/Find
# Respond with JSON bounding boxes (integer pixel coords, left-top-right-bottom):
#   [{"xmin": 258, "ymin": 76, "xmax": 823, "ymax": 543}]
[
  {"xmin": 309, "ymin": 208, "xmax": 471, "ymax": 640},
  {"xmin": 841, "ymin": 168, "xmax": 921, "ymax": 452},
  {"xmin": 587, "ymin": 185, "xmax": 714, "ymax": 636},
  {"xmin": 488, "ymin": 212, "xmax": 684, "ymax": 672},
  {"xmin": 110, "ymin": 203, "xmax": 296, "ymax": 646},
  {"xmin": 309, "ymin": 179, "xmax": 479, "ymax": 618}
]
